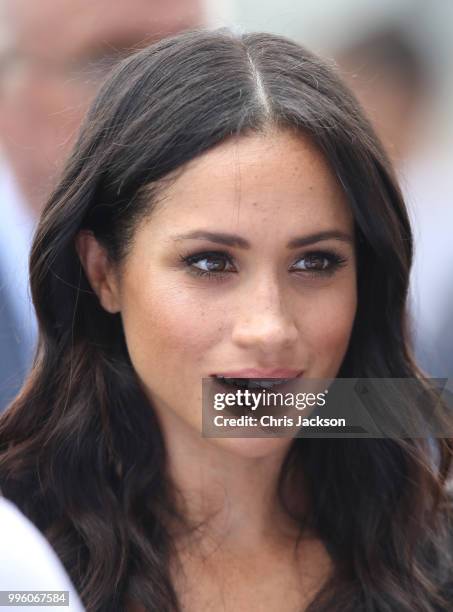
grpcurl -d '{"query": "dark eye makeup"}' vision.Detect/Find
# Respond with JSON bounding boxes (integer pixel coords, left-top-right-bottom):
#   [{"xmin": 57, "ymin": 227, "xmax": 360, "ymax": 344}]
[{"xmin": 178, "ymin": 249, "xmax": 349, "ymax": 282}]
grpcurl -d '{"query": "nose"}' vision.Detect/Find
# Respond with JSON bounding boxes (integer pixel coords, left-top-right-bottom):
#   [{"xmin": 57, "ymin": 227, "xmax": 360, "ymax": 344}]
[{"xmin": 231, "ymin": 275, "xmax": 299, "ymax": 354}]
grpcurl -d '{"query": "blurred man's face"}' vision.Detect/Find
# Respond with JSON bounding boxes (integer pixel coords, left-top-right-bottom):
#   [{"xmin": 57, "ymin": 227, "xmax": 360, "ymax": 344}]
[{"xmin": 0, "ymin": 0, "xmax": 204, "ymax": 214}]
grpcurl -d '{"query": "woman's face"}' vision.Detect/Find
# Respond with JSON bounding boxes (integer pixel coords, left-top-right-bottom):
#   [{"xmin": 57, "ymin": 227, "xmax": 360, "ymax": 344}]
[{"xmin": 96, "ymin": 129, "xmax": 357, "ymax": 456}]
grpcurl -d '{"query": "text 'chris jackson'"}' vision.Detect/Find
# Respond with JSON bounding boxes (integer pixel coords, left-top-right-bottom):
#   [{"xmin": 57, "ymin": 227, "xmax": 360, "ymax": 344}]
[{"xmin": 212, "ymin": 414, "xmax": 347, "ymax": 428}]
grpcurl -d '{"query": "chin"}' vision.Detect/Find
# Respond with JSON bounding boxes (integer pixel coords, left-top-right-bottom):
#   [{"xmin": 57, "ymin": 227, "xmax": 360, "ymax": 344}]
[{"xmin": 209, "ymin": 435, "xmax": 293, "ymax": 460}]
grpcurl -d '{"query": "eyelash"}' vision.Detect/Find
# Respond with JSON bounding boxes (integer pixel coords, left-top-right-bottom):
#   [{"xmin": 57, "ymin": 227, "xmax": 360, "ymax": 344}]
[{"xmin": 179, "ymin": 250, "xmax": 348, "ymax": 281}]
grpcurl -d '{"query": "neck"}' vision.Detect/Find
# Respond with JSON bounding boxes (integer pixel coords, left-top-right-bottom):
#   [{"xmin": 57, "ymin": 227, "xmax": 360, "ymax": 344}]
[{"xmin": 156, "ymin": 406, "xmax": 307, "ymax": 555}]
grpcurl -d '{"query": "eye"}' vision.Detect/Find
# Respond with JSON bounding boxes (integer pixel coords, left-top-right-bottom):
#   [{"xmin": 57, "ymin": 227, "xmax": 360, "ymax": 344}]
[
  {"xmin": 291, "ymin": 251, "xmax": 347, "ymax": 276},
  {"xmin": 180, "ymin": 251, "xmax": 236, "ymax": 279},
  {"xmin": 178, "ymin": 249, "xmax": 348, "ymax": 282}
]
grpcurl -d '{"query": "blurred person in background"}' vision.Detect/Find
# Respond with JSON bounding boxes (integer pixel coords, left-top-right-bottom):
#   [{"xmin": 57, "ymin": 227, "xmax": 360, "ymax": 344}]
[
  {"xmin": 334, "ymin": 26, "xmax": 428, "ymax": 164},
  {"xmin": 0, "ymin": 0, "xmax": 205, "ymax": 412},
  {"xmin": 335, "ymin": 24, "xmax": 453, "ymax": 381}
]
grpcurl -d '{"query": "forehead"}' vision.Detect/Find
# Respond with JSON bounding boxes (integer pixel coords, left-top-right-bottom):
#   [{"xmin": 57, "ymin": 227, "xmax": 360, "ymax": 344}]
[
  {"xmin": 8, "ymin": 0, "xmax": 203, "ymax": 62},
  {"xmin": 151, "ymin": 128, "xmax": 352, "ymax": 234}
]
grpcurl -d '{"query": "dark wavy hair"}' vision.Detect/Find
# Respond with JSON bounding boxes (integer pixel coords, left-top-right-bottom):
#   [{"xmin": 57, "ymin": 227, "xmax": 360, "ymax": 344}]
[{"xmin": 0, "ymin": 28, "xmax": 452, "ymax": 611}]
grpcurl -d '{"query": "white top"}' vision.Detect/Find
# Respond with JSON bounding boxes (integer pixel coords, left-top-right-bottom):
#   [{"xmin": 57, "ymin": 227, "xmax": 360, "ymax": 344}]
[{"xmin": 0, "ymin": 496, "xmax": 85, "ymax": 611}]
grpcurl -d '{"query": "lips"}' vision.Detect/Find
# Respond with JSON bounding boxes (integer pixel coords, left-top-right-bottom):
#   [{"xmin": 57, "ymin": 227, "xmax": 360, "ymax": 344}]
[
  {"xmin": 214, "ymin": 377, "xmax": 292, "ymax": 390},
  {"xmin": 212, "ymin": 368, "xmax": 303, "ymax": 378},
  {"xmin": 211, "ymin": 368, "xmax": 303, "ymax": 391}
]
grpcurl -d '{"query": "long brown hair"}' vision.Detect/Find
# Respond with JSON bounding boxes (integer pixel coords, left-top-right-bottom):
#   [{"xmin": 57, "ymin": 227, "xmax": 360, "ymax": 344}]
[{"xmin": 1, "ymin": 29, "xmax": 452, "ymax": 611}]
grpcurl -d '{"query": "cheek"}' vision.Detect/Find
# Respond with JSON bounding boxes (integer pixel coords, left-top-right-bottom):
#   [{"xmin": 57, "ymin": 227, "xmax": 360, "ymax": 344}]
[
  {"xmin": 119, "ymin": 273, "xmax": 222, "ymax": 383},
  {"xmin": 299, "ymin": 280, "xmax": 357, "ymax": 374}
]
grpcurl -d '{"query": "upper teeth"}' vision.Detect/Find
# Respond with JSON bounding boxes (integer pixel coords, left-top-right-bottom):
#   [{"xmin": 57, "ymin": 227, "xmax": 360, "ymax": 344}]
[{"xmin": 215, "ymin": 376, "xmax": 292, "ymax": 389}]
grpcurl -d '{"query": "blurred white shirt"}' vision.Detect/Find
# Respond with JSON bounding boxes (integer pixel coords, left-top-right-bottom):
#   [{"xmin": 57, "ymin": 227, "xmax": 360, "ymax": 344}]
[{"xmin": 0, "ymin": 496, "xmax": 85, "ymax": 611}]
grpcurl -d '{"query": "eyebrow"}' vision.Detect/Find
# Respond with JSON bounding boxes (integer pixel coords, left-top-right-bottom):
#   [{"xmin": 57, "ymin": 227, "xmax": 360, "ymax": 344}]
[{"xmin": 171, "ymin": 229, "xmax": 353, "ymax": 249}]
